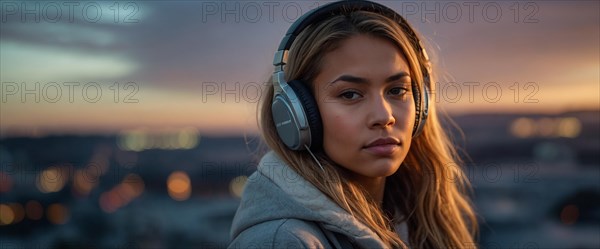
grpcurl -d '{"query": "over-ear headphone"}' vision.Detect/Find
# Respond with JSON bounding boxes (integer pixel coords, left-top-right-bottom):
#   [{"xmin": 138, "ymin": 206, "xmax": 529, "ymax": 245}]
[{"xmin": 272, "ymin": 0, "xmax": 430, "ymax": 151}]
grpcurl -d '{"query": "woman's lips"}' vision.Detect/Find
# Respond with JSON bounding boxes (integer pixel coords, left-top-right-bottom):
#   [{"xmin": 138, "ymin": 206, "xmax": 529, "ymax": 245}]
[
  {"xmin": 363, "ymin": 137, "xmax": 401, "ymax": 156},
  {"xmin": 363, "ymin": 143, "xmax": 400, "ymax": 156}
]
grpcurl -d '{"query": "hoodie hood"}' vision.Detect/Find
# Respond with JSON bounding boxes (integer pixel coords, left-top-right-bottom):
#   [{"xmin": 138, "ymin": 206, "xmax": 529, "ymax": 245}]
[{"xmin": 230, "ymin": 151, "xmax": 388, "ymax": 249}]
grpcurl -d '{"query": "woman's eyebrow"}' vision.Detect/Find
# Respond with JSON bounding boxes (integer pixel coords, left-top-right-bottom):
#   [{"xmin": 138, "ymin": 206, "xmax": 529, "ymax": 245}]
[{"xmin": 329, "ymin": 72, "xmax": 410, "ymax": 85}]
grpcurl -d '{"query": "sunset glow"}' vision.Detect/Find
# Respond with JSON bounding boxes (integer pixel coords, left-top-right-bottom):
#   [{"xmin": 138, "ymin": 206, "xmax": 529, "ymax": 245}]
[{"xmin": 1, "ymin": 1, "xmax": 597, "ymax": 137}]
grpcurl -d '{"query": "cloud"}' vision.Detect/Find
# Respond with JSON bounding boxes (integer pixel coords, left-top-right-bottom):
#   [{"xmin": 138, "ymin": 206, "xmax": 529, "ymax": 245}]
[
  {"xmin": 1, "ymin": 0, "xmax": 597, "ymax": 134},
  {"xmin": 0, "ymin": 40, "xmax": 138, "ymax": 82}
]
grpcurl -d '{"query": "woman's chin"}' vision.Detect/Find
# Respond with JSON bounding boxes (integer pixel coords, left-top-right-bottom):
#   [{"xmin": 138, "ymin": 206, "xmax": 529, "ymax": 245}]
[{"xmin": 359, "ymin": 160, "xmax": 402, "ymax": 178}]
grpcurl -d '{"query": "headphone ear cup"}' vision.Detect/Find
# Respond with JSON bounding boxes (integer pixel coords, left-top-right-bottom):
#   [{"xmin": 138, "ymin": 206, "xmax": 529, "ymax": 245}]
[{"xmin": 287, "ymin": 80, "xmax": 323, "ymax": 150}]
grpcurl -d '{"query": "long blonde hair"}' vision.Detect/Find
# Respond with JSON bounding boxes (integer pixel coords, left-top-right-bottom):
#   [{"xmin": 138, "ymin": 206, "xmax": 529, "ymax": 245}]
[{"xmin": 258, "ymin": 10, "xmax": 477, "ymax": 248}]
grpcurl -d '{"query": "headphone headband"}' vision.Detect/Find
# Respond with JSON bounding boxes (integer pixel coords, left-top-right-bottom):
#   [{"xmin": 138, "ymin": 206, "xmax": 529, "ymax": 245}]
[{"xmin": 274, "ymin": 0, "xmax": 430, "ymax": 74}]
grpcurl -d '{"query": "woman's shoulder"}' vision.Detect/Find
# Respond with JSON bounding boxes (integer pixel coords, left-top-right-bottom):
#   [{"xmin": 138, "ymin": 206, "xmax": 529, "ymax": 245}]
[{"xmin": 228, "ymin": 218, "xmax": 331, "ymax": 249}]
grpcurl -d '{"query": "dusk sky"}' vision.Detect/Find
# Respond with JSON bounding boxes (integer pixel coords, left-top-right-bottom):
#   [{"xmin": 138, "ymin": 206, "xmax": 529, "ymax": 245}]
[{"xmin": 1, "ymin": 0, "xmax": 598, "ymax": 136}]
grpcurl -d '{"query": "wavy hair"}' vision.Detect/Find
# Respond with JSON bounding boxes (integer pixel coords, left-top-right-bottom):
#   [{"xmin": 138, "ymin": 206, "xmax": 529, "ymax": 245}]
[{"xmin": 258, "ymin": 10, "xmax": 477, "ymax": 248}]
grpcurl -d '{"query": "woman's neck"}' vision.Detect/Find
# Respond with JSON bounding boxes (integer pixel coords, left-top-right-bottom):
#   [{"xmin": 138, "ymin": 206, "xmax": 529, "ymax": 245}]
[{"xmin": 352, "ymin": 176, "xmax": 386, "ymax": 205}]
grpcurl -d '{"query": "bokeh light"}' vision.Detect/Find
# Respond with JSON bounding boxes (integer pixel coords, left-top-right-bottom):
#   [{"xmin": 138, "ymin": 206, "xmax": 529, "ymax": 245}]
[
  {"xmin": 509, "ymin": 117, "xmax": 581, "ymax": 138},
  {"xmin": 510, "ymin": 117, "xmax": 535, "ymax": 138},
  {"xmin": 122, "ymin": 173, "xmax": 145, "ymax": 198},
  {"xmin": 73, "ymin": 169, "xmax": 97, "ymax": 197},
  {"xmin": 167, "ymin": 171, "xmax": 191, "ymax": 201},
  {"xmin": 0, "ymin": 204, "xmax": 15, "ymax": 225},
  {"xmin": 99, "ymin": 174, "xmax": 145, "ymax": 213},
  {"xmin": 36, "ymin": 166, "xmax": 67, "ymax": 193},
  {"xmin": 560, "ymin": 204, "xmax": 579, "ymax": 225},
  {"xmin": 557, "ymin": 117, "xmax": 581, "ymax": 138},
  {"xmin": 99, "ymin": 191, "xmax": 121, "ymax": 213},
  {"xmin": 9, "ymin": 203, "xmax": 25, "ymax": 224},
  {"xmin": 0, "ymin": 172, "xmax": 13, "ymax": 193},
  {"xmin": 47, "ymin": 203, "xmax": 70, "ymax": 225},
  {"xmin": 118, "ymin": 128, "xmax": 199, "ymax": 152},
  {"xmin": 25, "ymin": 200, "xmax": 43, "ymax": 220},
  {"xmin": 229, "ymin": 176, "xmax": 248, "ymax": 198}
]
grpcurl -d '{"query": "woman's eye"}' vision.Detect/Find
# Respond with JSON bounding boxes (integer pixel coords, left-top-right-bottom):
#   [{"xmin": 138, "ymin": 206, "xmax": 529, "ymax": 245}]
[
  {"xmin": 339, "ymin": 91, "xmax": 361, "ymax": 100},
  {"xmin": 389, "ymin": 87, "xmax": 407, "ymax": 96}
]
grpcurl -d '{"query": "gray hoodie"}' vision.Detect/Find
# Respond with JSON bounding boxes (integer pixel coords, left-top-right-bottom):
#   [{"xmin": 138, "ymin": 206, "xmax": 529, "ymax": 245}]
[{"xmin": 229, "ymin": 151, "xmax": 407, "ymax": 249}]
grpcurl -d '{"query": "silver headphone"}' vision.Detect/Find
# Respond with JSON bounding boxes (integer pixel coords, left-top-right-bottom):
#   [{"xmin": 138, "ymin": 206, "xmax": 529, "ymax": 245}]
[{"xmin": 272, "ymin": 0, "xmax": 430, "ymax": 151}]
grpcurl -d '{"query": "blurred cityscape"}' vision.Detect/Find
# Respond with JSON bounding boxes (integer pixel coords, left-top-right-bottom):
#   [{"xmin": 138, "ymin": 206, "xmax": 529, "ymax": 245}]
[{"xmin": 0, "ymin": 109, "xmax": 598, "ymax": 249}]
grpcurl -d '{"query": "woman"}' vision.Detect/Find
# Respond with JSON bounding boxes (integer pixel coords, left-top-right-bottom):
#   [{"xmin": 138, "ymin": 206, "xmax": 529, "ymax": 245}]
[{"xmin": 229, "ymin": 1, "xmax": 477, "ymax": 248}]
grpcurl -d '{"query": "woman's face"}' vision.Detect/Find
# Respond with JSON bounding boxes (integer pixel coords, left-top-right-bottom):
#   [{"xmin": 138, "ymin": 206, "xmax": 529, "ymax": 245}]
[{"xmin": 313, "ymin": 34, "xmax": 415, "ymax": 180}]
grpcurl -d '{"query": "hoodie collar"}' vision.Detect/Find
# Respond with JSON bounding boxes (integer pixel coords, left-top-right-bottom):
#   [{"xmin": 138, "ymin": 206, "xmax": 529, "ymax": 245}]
[{"xmin": 231, "ymin": 151, "xmax": 388, "ymax": 249}]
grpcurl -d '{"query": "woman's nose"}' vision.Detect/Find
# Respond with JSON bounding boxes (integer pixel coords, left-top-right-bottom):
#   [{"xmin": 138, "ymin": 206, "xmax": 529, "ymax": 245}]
[{"xmin": 368, "ymin": 95, "xmax": 395, "ymax": 129}]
